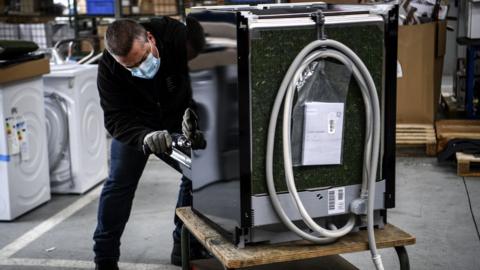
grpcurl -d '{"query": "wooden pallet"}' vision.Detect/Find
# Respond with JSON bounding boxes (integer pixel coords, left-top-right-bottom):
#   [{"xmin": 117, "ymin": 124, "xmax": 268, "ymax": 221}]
[
  {"xmin": 456, "ymin": 152, "xmax": 480, "ymax": 177},
  {"xmin": 436, "ymin": 120, "xmax": 480, "ymax": 153},
  {"xmin": 396, "ymin": 124, "xmax": 437, "ymax": 156}
]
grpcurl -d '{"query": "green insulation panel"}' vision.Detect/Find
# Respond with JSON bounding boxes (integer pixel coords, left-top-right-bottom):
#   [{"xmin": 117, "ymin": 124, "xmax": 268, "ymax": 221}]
[{"xmin": 250, "ymin": 23, "xmax": 385, "ymax": 195}]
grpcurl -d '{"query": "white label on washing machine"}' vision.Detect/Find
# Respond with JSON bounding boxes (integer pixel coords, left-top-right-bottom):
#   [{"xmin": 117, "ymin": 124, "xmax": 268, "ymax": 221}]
[
  {"xmin": 328, "ymin": 187, "xmax": 346, "ymax": 215},
  {"xmin": 16, "ymin": 116, "xmax": 30, "ymax": 161},
  {"xmin": 302, "ymin": 102, "xmax": 344, "ymax": 166},
  {"xmin": 5, "ymin": 117, "xmax": 20, "ymax": 155}
]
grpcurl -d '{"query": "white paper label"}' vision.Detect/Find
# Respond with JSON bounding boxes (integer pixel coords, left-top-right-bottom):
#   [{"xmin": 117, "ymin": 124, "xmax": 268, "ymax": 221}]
[
  {"xmin": 328, "ymin": 187, "xmax": 346, "ymax": 215},
  {"xmin": 397, "ymin": 60, "xmax": 403, "ymax": 78},
  {"xmin": 5, "ymin": 117, "xmax": 20, "ymax": 155},
  {"xmin": 302, "ymin": 102, "xmax": 344, "ymax": 166},
  {"xmin": 16, "ymin": 116, "xmax": 30, "ymax": 161}
]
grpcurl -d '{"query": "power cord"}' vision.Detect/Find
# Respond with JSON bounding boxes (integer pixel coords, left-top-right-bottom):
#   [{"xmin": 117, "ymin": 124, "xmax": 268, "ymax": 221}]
[{"xmin": 462, "ymin": 176, "xmax": 480, "ymax": 243}]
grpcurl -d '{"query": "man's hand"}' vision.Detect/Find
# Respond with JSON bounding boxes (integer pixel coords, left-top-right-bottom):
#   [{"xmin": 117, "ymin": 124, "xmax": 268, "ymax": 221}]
[
  {"xmin": 143, "ymin": 130, "xmax": 172, "ymax": 155},
  {"xmin": 182, "ymin": 108, "xmax": 206, "ymax": 149},
  {"xmin": 182, "ymin": 108, "xmax": 198, "ymax": 139}
]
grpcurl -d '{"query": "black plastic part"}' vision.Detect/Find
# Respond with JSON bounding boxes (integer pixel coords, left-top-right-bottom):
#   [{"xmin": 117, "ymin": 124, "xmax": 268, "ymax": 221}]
[
  {"xmin": 237, "ymin": 13, "xmax": 253, "ymax": 230},
  {"xmin": 181, "ymin": 225, "xmax": 191, "ymax": 270},
  {"xmin": 438, "ymin": 139, "xmax": 480, "ymax": 162},
  {"xmin": 311, "ymin": 10, "xmax": 326, "ymax": 40},
  {"xmin": 382, "ymin": 5, "xmax": 399, "ymax": 211},
  {"xmin": 395, "ymin": 246, "xmax": 411, "ymax": 270},
  {"xmin": 457, "ymin": 37, "xmax": 480, "ymax": 46}
]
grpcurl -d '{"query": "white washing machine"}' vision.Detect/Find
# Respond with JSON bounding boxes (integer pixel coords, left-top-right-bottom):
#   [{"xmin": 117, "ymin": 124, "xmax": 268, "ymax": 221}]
[
  {"xmin": 0, "ymin": 77, "xmax": 51, "ymax": 221},
  {"xmin": 43, "ymin": 64, "xmax": 108, "ymax": 194}
]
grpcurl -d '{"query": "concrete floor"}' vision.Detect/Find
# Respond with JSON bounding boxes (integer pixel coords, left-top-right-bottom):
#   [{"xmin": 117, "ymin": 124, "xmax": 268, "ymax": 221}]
[{"xmin": 0, "ymin": 156, "xmax": 479, "ymax": 270}]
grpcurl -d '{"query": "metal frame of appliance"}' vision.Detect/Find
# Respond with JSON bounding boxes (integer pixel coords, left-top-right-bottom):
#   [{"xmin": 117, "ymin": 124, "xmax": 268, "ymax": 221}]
[{"xmin": 181, "ymin": 3, "xmax": 398, "ymax": 246}]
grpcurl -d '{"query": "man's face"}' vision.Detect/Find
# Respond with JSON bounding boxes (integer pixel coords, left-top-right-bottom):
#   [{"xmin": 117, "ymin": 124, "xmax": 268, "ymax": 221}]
[{"xmin": 113, "ymin": 32, "xmax": 159, "ymax": 70}]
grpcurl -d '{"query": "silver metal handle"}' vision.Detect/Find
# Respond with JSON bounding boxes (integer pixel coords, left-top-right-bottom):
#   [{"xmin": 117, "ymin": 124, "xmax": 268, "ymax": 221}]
[
  {"xmin": 142, "ymin": 135, "xmax": 192, "ymax": 169},
  {"xmin": 170, "ymin": 148, "xmax": 191, "ymax": 169}
]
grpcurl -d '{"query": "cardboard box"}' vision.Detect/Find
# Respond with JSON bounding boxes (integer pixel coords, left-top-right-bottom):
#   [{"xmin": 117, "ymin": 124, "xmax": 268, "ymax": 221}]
[
  {"xmin": 140, "ymin": 0, "xmax": 154, "ymax": 13},
  {"xmin": 97, "ymin": 24, "xmax": 108, "ymax": 38},
  {"xmin": 122, "ymin": 6, "xmax": 130, "ymax": 15},
  {"xmin": 396, "ymin": 21, "xmax": 447, "ymax": 124},
  {"xmin": 0, "ymin": 58, "xmax": 50, "ymax": 84}
]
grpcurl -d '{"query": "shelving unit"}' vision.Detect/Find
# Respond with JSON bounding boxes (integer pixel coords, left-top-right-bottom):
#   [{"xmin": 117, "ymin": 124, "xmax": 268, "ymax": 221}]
[{"xmin": 0, "ymin": 0, "xmax": 187, "ymax": 52}]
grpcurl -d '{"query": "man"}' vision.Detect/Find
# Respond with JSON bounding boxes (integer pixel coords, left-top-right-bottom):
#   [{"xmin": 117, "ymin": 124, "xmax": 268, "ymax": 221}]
[{"xmin": 93, "ymin": 16, "xmax": 205, "ymax": 270}]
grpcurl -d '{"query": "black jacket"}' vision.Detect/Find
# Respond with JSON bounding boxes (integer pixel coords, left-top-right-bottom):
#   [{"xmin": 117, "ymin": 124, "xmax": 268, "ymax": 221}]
[{"xmin": 97, "ymin": 17, "xmax": 192, "ymax": 151}]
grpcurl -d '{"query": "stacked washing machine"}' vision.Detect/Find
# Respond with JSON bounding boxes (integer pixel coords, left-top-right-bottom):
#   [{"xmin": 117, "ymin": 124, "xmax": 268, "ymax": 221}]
[
  {"xmin": 0, "ymin": 76, "xmax": 51, "ymax": 220},
  {"xmin": 43, "ymin": 64, "xmax": 108, "ymax": 194}
]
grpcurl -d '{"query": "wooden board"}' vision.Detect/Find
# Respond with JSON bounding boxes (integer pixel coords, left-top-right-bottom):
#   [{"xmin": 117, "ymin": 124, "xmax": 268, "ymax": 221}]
[
  {"xmin": 396, "ymin": 123, "xmax": 437, "ymax": 156},
  {"xmin": 176, "ymin": 207, "xmax": 416, "ymax": 269},
  {"xmin": 456, "ymin": 152, "xmax": 480, "ymax": 177},
  {"xmin": 191, "ymin": 255, "xmax": 359, "ymax": 270},
  {"xmin": 436, "ymin": 119, "xmax": 480, "ymax": 153}
]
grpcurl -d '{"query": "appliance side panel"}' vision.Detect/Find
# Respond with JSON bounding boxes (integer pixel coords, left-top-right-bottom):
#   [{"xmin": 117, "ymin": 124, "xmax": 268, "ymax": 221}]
[
  {"xmin": 383, "ymin": 6, "xmax": 398, "ymax": 210},
  {"xmin": 238, "ymin": 13, "xmax": 253, "ymax": 231},
  {"xmin": 189, "ymin": 11, "xmax": 243, "ymax": 240},
  {"xmin": 1, "ymin": 78, "xmax": 50, "ymax": 220},
  {"xmin": 0, "ymin": 89, "xmax": 12, "ymax": 220}
]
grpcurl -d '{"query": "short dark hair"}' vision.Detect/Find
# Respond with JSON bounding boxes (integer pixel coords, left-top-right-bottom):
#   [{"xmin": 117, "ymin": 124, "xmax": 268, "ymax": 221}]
[
  {"xmin": 186, "ymin": 16, "xmax": 205, "ymax": 55},
  {"xmin": 105, "ymin": 19, "xmax": 147, "ymax": 57}
]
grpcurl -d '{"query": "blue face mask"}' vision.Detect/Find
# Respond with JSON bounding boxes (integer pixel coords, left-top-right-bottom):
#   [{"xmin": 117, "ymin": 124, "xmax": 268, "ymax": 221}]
[{"xmin": 130, "ymin": 44, "xmax": 160, "ymax": 79}]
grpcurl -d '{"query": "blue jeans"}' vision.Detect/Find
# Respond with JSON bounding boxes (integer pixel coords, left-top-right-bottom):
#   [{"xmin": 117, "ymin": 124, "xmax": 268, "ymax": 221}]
[{"xmin": 93, "ymin": 138, "xmax": 192, "ymax": 264}]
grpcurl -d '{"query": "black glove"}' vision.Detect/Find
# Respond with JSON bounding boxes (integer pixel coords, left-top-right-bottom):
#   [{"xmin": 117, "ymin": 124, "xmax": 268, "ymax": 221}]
[
  {"xmin": 182, "ymin": 108, "xmax": 206, "ymax": 149},
  {"xmin": 143, "ymin": 130, "xmax": 172, "ymax": 155}
]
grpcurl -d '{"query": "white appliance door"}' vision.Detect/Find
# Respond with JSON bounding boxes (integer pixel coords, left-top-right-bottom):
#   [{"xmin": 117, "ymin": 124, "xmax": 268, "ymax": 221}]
[
  {"xmin": 45, "ymin": 92, "xmax": 73, "ymax": 188},
  {"xmin": 76, "ymin": 69, "xmax": 108, "ymax": 188}
]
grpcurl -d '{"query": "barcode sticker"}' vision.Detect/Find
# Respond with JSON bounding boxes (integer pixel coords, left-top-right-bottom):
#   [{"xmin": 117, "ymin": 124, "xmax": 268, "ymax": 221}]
[
  {"xmin": 328, "ymin": 187, "xmax": 346, "ymax": 215},
  {"xmin": 328, "ymin": 119, "xmax": 335, "ymax": 134}
]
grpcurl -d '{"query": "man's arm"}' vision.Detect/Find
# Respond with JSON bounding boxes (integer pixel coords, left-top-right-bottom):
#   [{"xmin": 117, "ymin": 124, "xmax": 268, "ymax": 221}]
[{"xmin": 97, "ymin": 63, "xmax": 154, "ymax": 151}]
